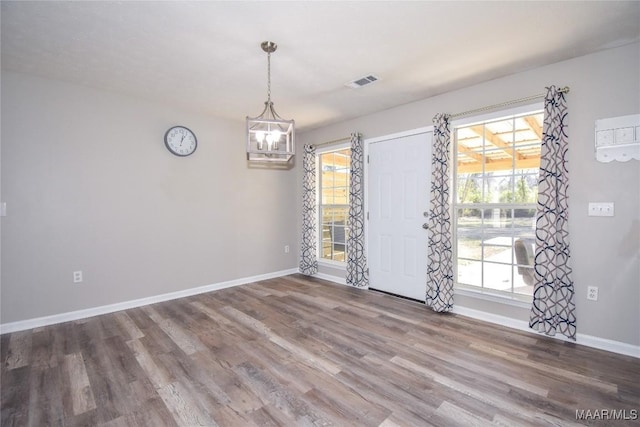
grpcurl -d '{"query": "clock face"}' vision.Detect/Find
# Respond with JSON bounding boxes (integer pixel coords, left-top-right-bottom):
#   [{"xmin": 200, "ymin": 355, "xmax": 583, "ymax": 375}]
[{"xmin": 164, "ymin": 126, "xmax": 197, "ymax": 156}]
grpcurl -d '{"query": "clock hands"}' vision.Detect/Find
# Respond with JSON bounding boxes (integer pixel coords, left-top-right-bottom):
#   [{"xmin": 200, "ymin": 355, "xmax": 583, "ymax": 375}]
[{"xmin": 166, "ymin": 126, "xmax": 196, "ymax": 156}]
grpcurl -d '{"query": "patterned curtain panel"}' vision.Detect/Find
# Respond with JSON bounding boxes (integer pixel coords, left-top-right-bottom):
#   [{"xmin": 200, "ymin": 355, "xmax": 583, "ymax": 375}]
[
  {"xmin": 299, "ymin": 144, "xmax": 318, "ymax": 276},
  {"xmin": 425, "ymin": 113, "xmax": 454, "ymax": 312},
  {"xmin": 529, "ymin": 86, "xmax": 576, "ymax": 340},
  {"xmin": 346, "ymin": 132, "xmax": 369, "ymax": 288}
]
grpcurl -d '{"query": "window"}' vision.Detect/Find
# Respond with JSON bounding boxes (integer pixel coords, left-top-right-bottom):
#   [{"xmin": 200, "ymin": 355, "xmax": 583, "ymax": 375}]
[
  {"xmin": 454, "ymin": 108, "xmax": 542, "ymax": 298},
  {"xmin": 318, "ymin": 148, "xmax": 351, "ymax": 263}
]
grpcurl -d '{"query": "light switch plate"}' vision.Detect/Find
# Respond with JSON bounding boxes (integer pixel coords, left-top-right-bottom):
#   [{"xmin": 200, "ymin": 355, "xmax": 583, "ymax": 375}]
[{"xmin": 588, "ymin": 202, "xmax": 614, "ymax": 217}]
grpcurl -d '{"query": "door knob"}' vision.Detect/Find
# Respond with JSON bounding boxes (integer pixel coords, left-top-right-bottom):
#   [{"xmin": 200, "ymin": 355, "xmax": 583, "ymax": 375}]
[
  {"xmin": 422, "ymin": 223, "xmax": 429, "ymax": 229},
  {"xmin": 423, "ymin": 211, "xmax": 429, "ymax": 217}
]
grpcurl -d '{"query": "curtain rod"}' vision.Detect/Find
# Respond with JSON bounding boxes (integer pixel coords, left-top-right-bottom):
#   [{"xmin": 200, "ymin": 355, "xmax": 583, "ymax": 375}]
[
  {"xmin": 311, "ymin": 136, "xmax": 351, "ymax": 148},
  {"xmin": 450, "ymin": 86, "xmax": 570, "ymax": 119}
]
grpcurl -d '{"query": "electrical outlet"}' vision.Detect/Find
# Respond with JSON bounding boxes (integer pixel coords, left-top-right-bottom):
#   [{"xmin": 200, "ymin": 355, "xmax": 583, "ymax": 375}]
[
  {"xmin": 284, "ymin": 245, "xmax": 290, "ymax": 253},
  {"xmin": 587, "ymin": 286, "xmax": 598, "ymax": 301},
  {"xmin": 73, "ymin": 271, "xmax": 83, "ymax": 283}
]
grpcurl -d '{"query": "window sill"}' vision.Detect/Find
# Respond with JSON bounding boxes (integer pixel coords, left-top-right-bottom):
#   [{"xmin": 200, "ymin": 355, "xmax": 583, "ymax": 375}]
[
  {"xmin": 317, "ymin": 259, "xmax": 347, "ymax": 270},
  {"xmin": 454, "ymin": 287, "xmax": 532, "ymax": 309}
]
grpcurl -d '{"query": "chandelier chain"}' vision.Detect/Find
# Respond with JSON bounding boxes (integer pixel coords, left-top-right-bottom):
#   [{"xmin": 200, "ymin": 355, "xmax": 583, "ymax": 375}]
[{"xmin": 266, "ymin": 50, "xmax": 271, "ymax": 104}]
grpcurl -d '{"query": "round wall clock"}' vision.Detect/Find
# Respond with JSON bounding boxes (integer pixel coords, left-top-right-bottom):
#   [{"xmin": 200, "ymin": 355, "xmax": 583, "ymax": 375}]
[{"xmin": 164, "ymin": 126, "xmax": 197, "ymax": 157}]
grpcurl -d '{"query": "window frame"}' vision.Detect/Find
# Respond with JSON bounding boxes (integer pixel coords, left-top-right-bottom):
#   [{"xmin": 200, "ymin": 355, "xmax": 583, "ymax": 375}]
[
  {"xmin": 451, "ymin": 103, "xmax": 543, "ymax": 303},
  {"xmin": 316, "ymin": 142, "xmax": 351, "ymax": 267}
]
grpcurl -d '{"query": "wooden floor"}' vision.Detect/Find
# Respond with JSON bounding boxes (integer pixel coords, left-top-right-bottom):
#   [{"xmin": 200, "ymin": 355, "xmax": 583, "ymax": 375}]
[{"xmin": 2, "ymin": 274, "xmax": 639, "ymax": 426}]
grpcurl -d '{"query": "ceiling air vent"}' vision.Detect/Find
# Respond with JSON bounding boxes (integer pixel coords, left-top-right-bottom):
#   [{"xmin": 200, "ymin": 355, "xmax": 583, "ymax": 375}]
[{"xmin": 345, "ymin": 74, "xmax": 380, "ymax": 89}]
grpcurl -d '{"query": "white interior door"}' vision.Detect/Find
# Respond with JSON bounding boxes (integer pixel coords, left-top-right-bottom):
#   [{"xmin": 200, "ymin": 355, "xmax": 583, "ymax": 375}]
[{"xmin": 367, "ymin": 130, "xmax": 432, "ymax": 301}]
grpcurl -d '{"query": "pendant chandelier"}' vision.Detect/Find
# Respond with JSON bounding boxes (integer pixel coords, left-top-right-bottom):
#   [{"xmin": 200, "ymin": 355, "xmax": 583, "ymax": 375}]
[{"xmin": 246, "ymin": 41, "xmax": 295, "ymax": 163}]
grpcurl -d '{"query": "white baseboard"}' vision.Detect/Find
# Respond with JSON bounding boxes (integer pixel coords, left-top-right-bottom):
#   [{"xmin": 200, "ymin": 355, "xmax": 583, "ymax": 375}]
[
  {"xmin": 307, "ymin": 272, "xmax": 640, "ymax": 358},
  {"xmin": 312, "ymin": 271, "xmax": 347, "ymax": 286},
  {"xmin": 453, "ymin": 305, "xmax": 640, "ymax": 359},
  {"xmin": 0, "ymin": 268, "xmax": 298, "ymax": 335}
]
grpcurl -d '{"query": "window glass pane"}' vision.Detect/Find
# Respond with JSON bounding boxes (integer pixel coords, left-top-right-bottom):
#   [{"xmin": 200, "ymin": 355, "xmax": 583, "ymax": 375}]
[
  {"xmin": 515, "ymin": 145, "xmax": 541, "ymax": 173},
  {"xmin": 321, "ymin": 243, "xmax": 332, "ymax": 260},
  {"xmin": 334, "ymin": 187, "xmax": 349, "ymax": 205},
  {"xmin": 482, "ymin": 208, "xmax": 512, "ymax": 244},
  {"xmin": 514, "ymin": 237, "xmax": 535, "ymax": 268},
  {"xmin": 333, "ymin": 226, "xmax": 346, "ymax": 244},
  {"xmin": 510, "ymin": 174, "xmax": 538, "ymax": 203},
  {"xmin": 334, "ymin": 170, "xmax": 349, "ymax": 187},
  {"xmin": 485, "ymin": 172, "xmax": 513, "ymax": 203},
  {"xmin": 333, "ymin": 207, "xmax": 348, "ymax": 225},
  {"xmin": 458, "ymin": 260, "xmax": 482, "ymax": 288},
  {"xmin": 485, "ymin": 118, "xmax": 514, "ymax": 143},
  {"xmin": 514, "ymin": 265, "xmax": 535, "ymax": 295},
  {"xmin": 457, "ymin": 208, "xmax": 482, "ymax": 261},
  {"xmin": 456, "ymin": 125, "xmax": 483, "ymax": 175},
  {"xmin": 335, "ymin": 148, "xmax": 350, "ymax": 162},
  {"xmin": 321, "ymin": 208, "xmax": 332, "ymax": 225},
  {"xmin": 513, "ymin": 208, "xmax": 536, "ymax": 240},
  {"xmin": 321, "ymin": 193, "xmax": 332, "ymax": 205},
  {"xmin": 456, "ymin": 174, "xmax": 482, "ymax": 204},
  {"xmin": 318, "ymin": 148, "xmax": 351, "ymax": 262},
  {"xmin": 320, "ymin": 152, "xmax": 334, "ymax": 167},
  {"xmin": 454, "ymin": 109, "xmax": 542, "ymax": 298},
  {"xmin": 483, "ymin": 262, "xmax": 513, "ymax": 292},
  {"xmin": 481, "ymin": 210, "xmax": 513, "ymax": 294}
]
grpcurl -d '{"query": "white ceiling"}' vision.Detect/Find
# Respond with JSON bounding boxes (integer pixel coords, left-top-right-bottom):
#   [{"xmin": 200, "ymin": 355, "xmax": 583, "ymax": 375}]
[{"xmin": 2, "ymin": 1, "xmax": 639, "ymax": 131}]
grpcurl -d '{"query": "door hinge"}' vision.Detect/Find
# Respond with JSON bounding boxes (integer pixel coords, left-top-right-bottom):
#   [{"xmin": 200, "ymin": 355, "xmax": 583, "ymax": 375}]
[
  {"xmin": 367, "ymin": 155, "xmax": 370, "ymax": 164},
  {"xmin": 367, "ymin": 211, "xmax": 369, "ymax": 220}
]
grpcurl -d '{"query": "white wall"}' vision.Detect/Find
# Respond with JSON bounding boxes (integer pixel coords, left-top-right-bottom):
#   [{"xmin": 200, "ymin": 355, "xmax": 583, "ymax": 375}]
[
  {"xmin": 297, "ymin": 43, "xmax": 640, "ymax": 346},
  {"xmin": 1, "ymin": 72, "xmax": 299, "ymax": 324}
]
